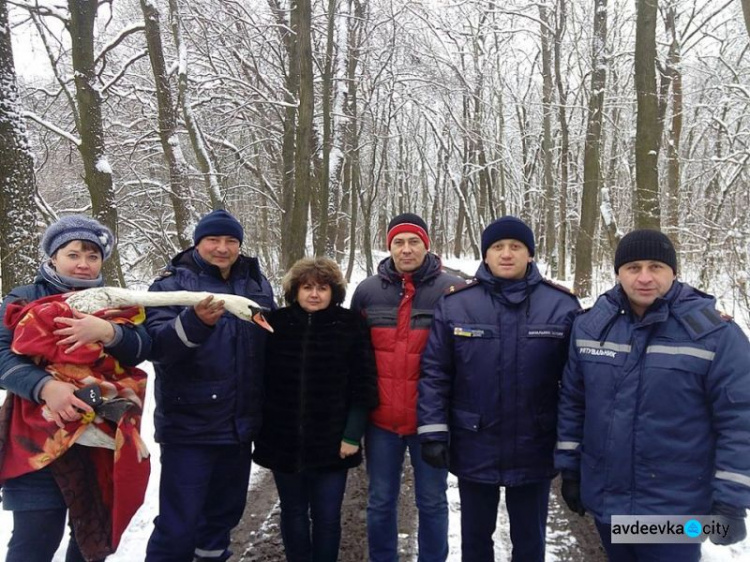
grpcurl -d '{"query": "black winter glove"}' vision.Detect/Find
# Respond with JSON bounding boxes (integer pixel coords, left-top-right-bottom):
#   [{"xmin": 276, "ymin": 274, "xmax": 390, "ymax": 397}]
[
  {"xmin": 561, "ymin": 479, "xmax": 586, "ymax": 516},
  {"xmin": 710, "ymin": 503, "xmax": 747, "ymax": 545},
  {"xmin": 421, "ymin": 441, "xmax": 449, "ymax": 470}
]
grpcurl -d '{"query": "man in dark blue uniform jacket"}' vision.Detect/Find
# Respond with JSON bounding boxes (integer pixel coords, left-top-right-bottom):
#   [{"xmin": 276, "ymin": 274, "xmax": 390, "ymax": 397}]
[
  {"xmin": 418, "ymin": 216, "xmax": 581, "ymax": 562},
  {"xmin": 145, "ymin": 210, "xmax": 275, "ymax": 562},
  {"xmin": 556, "ymin": 230, "xmax": 750, "ymax": 562}
]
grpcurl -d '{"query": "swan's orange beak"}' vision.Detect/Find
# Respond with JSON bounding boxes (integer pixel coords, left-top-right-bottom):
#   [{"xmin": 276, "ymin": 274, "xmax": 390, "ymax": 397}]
[{"xmin": 252, "ymin": 311, "xmax": 274, "ymax": 333}]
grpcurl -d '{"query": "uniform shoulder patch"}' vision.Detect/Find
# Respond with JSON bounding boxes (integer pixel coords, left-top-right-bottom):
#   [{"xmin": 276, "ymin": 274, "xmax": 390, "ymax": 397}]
[
  {"xmin": 154, "ymin": 268, "xmax": 174, "ymax": 281},
  {"xmin": 541, "ymin": 278, "xmax": 576, "ymax": 296},
  {"xmin": 681, "ymin": 304, "xmax": 728, "ymax": 339},
  {"xmin": 719, "ymin": 310, "xmax": 733, "ymax": 322},
  {"xmin": 446, "ymin": 278, "xmax": 479, "ymax": 296}
]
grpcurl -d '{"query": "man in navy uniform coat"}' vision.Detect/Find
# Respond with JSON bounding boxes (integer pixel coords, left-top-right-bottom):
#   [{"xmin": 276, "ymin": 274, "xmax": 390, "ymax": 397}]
[{"xmin": 419, "ymin": 216, "xmax": 581, "ymax": 561}]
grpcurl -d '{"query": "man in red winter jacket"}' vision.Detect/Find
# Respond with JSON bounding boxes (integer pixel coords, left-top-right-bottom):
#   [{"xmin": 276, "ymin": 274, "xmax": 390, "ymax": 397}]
[{"xmin": 351, "ymin": 213, "xmax": 463, "ymax": 562}]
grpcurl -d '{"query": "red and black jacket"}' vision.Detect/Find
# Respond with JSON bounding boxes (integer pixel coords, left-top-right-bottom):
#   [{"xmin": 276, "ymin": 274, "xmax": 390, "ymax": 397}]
[{"xmin": 350, "ymin": 253, "xmax": 462, "ymax": 435}]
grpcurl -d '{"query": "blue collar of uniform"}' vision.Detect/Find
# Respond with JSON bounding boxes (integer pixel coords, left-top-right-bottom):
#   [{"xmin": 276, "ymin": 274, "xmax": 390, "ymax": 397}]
[
  {"xmin": 580, "ymin": 282, "xmax": 680, "ymax": 339},
  {"xmin": 622, "ymin": 281, "xmax": 682, "ymax": 327},
  {"xmin": 475, "ymin": 261, "xmax": 541, "ymax": 305},
  {"xmin": 192, "ymin": 248, "xmax": 226, "ymax": 279}
]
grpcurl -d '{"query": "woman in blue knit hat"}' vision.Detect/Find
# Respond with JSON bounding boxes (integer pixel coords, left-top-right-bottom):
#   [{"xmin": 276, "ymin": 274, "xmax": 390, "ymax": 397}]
[{"xmin": 0, "ymin": 215, "xmax": 152, "ymax": 562}]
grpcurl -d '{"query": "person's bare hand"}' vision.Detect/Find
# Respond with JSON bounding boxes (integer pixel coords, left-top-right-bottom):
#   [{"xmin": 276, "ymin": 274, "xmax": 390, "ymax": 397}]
[
  {"xmin": 194, "ymin": 295, "xmax": 225, "ymax": 326},
  {"xmin": 99, "ymin": 308, "xmax": 125, "ymax": 319},
  {"xmin": 54, "ymin": 309, "xmax": 116, "ymax": 352},
  {"xmin": 40, "ymin": 380, "xmax": 93, "ymax": 428},
  {"xmin": 340, "ymin": 441, "xmax": 360, "ymax": 459}
]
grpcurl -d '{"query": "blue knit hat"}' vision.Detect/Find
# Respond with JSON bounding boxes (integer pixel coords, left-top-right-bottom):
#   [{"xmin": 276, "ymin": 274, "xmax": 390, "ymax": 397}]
[
  {"xmin": 481, "ymin": 216, "xmax": 535, "ymax": 257},
  {"xmin": 41, "ymin": 215, "xmax": 115, "ymax": 259},
  {"xmin": 193, "ymin": 209, "xmax": 244, "ymax": 245}
]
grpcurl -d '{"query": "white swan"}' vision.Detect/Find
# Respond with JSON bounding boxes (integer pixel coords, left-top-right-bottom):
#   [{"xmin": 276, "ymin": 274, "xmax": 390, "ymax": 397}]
[{"xmin": 65, "ymin": 287, "xmax": 273, "ymax": 332}]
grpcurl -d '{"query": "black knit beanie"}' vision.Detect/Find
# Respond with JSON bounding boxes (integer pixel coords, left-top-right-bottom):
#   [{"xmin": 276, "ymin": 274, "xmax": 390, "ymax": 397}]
[
  {"xmin": 614, "ymin": 229, "xmax": 677, "ymax": 273},
  {"xmin": 193, "ymin": 210, "xmax": 244, "ymax": 245},
  {"xmin": 481, "ymin": 216, "xmax": 535, "ymax": 257}
]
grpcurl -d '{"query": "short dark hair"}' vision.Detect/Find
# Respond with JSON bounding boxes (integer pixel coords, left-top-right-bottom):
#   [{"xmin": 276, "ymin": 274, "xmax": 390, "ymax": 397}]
[
  {"xmin": 52, "ymin": 239, "xmax": 103, "ymax": 258},
  {"xmin": 282, "ymin": 257, "xmax": 347, "ymax": 306}
]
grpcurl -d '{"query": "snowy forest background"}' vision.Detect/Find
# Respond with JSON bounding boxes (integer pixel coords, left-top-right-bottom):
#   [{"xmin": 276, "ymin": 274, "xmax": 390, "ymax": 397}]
[{"xmin": 1, "ymin": 0, "xmax": 750, "ymax": 322}]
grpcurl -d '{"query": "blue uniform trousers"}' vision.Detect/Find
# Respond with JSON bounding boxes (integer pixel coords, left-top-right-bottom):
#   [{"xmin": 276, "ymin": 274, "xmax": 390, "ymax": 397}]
[
  {"xmin": 146, "ymin": 443, "xmax": 252, "ymax": 562},
  {"xmin": 458, "ymin": 478, "xmax": 551, "ymax": 562}
]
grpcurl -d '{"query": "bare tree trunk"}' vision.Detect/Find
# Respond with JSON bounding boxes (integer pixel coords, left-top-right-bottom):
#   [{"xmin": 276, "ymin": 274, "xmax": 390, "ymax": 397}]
[
  {"xmin": 663, "ymin": 3, "xmax": 682, "ymax": 250},
  {"xmin": 574, "ymin": 0, "xmax": 608, "ymax": 297},
  {"xmin": 496, "ymin": 89, "xmax": 507, "ymax": 217},
  {"xmin": 314, "ymin": 0, "xmax": 338, "ymax": 258},
  {"xmin": 68, "ymin": 0, "xmax": 123, "ymax": 286},
  {"xmin": 539, "ymin": 1, "xmax": 557, "ymax": 275},
  {"xmin": 454, "ymin": 92, "xmax": 482, "ymax": 260},
  {"xmin": 286, "ymin": 0, "xmax": 315, "ymax": 269},
  {"xmin": 454, "ymin": 94, "xmax": 470, "ymax": 258},
  {"xmin": 554, "ymin": 0, "xmax": 569, "ymax": 279},
  {"xmin": 337, "ymin": 178, "xmax": 351, "ymax": 261},
  {"xmin": 741, "ymin": 0, "xmax": 750, "ymax": 39},
  {"xmin": 168, "ymin": 0, "xmax": 223, "ymax": 210},
  {"xmin": 634, "ymin": 0, "xmax": 661, "ymax": 229},
  {"xmin": 141, "ymin": 0, "xmax": 194, "ymax": 249},
  {"xmin": 344, "ymin": 0, "xmax": 364, "ymax": 278},
  {"xmin": 268, "ymin": 0, "xmax": 299, "ymax": 271},
  {"xmin": 0, "ymin": 0, "xmax": 39, "ymax": 291},
  {"xmin": 516, "ymin": 100, "xmax": 536, "ymax": 223},
  {"xmin": 344, "ymin": 112, "xmax": 362, "ymax": 282}
]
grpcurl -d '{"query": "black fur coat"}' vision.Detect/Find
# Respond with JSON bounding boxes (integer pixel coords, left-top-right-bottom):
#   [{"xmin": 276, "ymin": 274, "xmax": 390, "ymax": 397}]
[{"xmin": 253, "ymin": 303, "xmax": 378, "ymax": 473}]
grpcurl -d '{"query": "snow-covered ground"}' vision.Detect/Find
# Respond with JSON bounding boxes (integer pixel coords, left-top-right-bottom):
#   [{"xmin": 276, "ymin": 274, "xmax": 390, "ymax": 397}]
[{"xmin": 1, "ymin": 258, "xmax": 750, "ymax": 560}]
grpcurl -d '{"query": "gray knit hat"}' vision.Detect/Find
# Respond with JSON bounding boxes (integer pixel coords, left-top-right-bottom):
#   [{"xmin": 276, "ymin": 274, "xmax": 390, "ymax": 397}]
[{"xmin": 41, "ymin": 215, "xmax": 115, "ymax": 259}]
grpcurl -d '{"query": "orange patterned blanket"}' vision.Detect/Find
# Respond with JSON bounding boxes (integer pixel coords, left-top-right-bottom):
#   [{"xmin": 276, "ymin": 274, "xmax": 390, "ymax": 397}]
[{"xmin": 0, "ymin": 293, "xmax": 150, "ymax": 559}]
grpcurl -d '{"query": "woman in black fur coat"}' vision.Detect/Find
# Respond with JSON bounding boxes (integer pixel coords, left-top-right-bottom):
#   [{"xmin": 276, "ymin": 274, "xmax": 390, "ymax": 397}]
[{"xmin": 253, "ymin": 257, "xmax": 378, "ymax": 562}]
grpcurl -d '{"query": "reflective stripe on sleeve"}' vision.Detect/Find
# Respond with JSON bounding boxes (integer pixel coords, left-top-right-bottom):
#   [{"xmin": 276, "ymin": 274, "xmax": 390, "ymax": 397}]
[
  {"xmin": 175, "ymin": 315, "xmax": 200, "ymax": 348},
  {"xmin": 576, "ymin": 339, "xmax": 632, "ymax": 353},
  {"xmin": 646, "ymin": 345, "xmax": 715, "ymax": 361},
  {"xmin": 0, "ymin": 364, "xmax": 26, "ymax": 381},
  {"xmin": 716, "ymin": 470, "xmax": 750, "ymax": 489},
  {"xmin": 195, "ymin": 548, "xmax": 225, "ymax": 557},
  {"xmin": 556, "ymin": 441, "xmax": 580, "ymax": 451},
  {"xmin": 417, "ymin": 424, "xmax": 449, "ymax": 434}
]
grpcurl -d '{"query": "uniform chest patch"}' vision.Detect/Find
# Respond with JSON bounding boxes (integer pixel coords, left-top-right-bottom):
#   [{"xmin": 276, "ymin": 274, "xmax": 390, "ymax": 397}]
[
  {"xmin": 579, "ymin": 346, "xmax": 618, "ymax": 359},
  {"xmin": 453, "ymin": 326, "xmax": 486, "ymax": 337},
  {"xmin": 576, "ymin": 339, "xmax": 631, "ymax": 360},
  {"xmin": 527, "ymin": 329, "xmax": 565, "ymax": 338}
]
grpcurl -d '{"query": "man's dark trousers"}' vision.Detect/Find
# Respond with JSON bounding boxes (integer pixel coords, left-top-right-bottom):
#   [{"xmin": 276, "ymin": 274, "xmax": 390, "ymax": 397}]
[
  {"xmin": 459, "ymin": 478, "xmax": 551, "ymax": 562},
  {"xmin": 146, "ymin": 443, "xmax": 252, "ymax": 562}
]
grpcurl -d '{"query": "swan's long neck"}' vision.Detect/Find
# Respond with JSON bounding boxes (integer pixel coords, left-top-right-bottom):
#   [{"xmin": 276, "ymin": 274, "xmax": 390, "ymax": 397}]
[
  {"xmin": 123, "ymin": 290, "xmax": 219, "ymax": 307},
  {"xmin": 67, "ymin": 287, "xmax": 222, "ymax": 312}
]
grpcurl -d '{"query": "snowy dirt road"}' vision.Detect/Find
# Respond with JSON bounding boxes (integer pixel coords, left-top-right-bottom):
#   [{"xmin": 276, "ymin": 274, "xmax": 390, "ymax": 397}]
[
  {"xmin": 229, "ymin": 463, "xmax": 417, "ymax": 562},
  {"xmin": 228, "ymin": 460, "xmax": 606, "ymax": 562}
]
